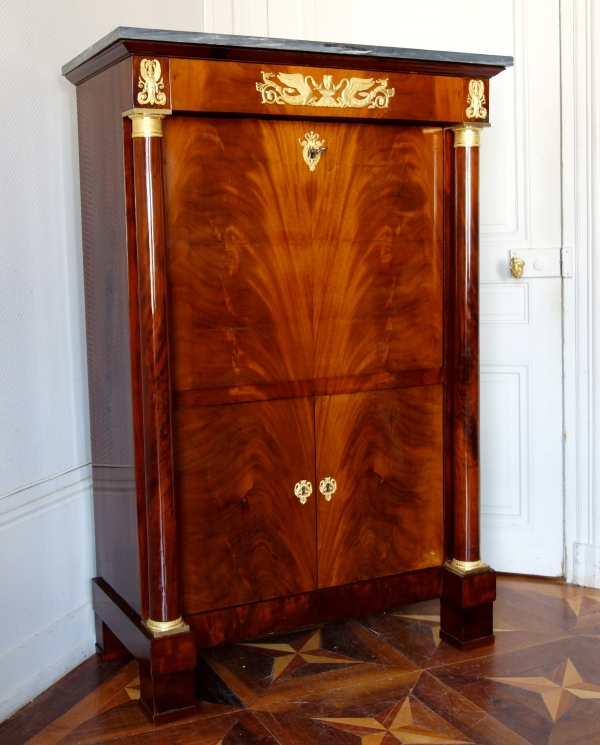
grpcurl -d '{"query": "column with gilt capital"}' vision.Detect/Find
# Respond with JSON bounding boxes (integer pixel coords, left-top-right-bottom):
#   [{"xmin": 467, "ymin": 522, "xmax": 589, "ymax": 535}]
[
  {"xmin": 447, "ymin": 122, "xmax": 490, "ymax": 577},
  {"xmin": 440, "ymin": 121, "xmax": 496, "ymax": 651},
  {"xmin": 125, "ymin": 107, "xmax": 188, "ymax": 636}
]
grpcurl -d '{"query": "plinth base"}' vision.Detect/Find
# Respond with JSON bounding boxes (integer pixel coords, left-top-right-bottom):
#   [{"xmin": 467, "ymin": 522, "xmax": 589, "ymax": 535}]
[
  {"xmin": 92, "ymin": 578, "xmax": 198, "ymax": 724},
  {"xmin": 440, "ymin": 565, "xmax": 496, "ymax": 650}
]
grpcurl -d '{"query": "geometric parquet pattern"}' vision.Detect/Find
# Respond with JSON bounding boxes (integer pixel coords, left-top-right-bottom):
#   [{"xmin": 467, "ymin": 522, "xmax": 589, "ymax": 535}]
[{"xmin": 3, "ymin": 577, "xmax": 600, "ymax": 745}]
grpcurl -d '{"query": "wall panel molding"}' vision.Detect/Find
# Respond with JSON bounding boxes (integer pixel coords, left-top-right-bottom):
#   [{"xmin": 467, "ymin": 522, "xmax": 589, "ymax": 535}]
[
  {"xmin": 204, "ymin": 0, "xmax": 269, "ymax": 35},
  {"xmin": 266, "ymin": 0, "xmax": 316, "ymax": 40},
  {"xmin": 562, "ymin": 0, "xmax": 600, "ymax": 586},
  {"xmin": 0, "ymin": 463, "xmax": 91, "ymax": 529},
  {"xmin": 480, "ymin": 282, "xmax": 530, "ymax": 325},
  {"xmin": 204, "ymin": 0, "xmax": 318, "ymax": 38},
  {"xmin": 480, "ymin": 0, "xmax": 530, "ymax": 247},
  {"xmin": 480, "ymin": 363, "xmax": 533, "ymax": 529}
]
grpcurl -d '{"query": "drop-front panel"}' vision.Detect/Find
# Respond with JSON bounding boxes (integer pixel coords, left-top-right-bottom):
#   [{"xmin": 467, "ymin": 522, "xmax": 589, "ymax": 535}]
[
  {"xmin": 64, "ymin": 28, "xmax": 510, "ymax": 723},
  {"xmin": 164, "ymin": 118, "xmax": 443, "ymax": 388}
]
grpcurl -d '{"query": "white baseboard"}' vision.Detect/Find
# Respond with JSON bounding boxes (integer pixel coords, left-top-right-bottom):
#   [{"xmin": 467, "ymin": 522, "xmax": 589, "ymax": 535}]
[
  {"xmin": 573, "ymin": 542, "xmax": 600, "ymax": 589},
  {"xmin": 0, "ymin": 464, "xmax": 96, "ymax": 722},
  {"xmin": 0, "ymin": 602, "xmax": 96, "ymax": 722}
]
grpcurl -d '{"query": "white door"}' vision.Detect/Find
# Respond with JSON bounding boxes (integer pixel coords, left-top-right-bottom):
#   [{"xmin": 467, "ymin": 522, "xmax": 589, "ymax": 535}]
[{"xmin": 204, "ymin": 0, "xmax": 565, "ymax": 577}]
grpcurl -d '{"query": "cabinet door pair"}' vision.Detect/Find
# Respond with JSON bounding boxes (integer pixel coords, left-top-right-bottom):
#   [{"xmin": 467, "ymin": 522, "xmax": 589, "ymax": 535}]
[{"xmin": 174, "ymin": 385, "xmax": 444, "ymax": 616}]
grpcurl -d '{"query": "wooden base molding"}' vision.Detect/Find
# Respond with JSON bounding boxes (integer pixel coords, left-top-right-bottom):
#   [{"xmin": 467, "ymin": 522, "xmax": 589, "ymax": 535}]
[{"xmin": 186, "ymin": 567, "xmax": 443, "ymax": 648}]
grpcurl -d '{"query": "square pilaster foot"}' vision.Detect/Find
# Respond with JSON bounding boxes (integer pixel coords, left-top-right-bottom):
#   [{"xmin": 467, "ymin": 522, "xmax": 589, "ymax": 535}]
[
  {"xmin": 139, "ymin": 629, "xmax": 198, "ymax": 724},
  {"xmin": 93, "ymin": 579, "xmax": 199, "ymax": 724},
  {"xmin": 440, "ymin": 566, "xmax": 496, "ymax": 651}
]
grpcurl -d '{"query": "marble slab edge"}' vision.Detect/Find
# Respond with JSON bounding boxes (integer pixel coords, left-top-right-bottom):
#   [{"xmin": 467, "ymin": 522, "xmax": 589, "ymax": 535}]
[{"xmin": 62, "ymin": 26, "xmax": 514, "ymax": 77}]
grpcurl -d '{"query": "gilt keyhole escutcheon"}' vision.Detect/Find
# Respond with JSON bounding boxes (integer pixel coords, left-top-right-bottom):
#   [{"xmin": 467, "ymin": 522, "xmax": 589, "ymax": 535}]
[
  {"xmin": 294, "ymin": 480, "xmax": 313, "ymax": 504},
  {"xmin": 298, "ymin": 131, "xmax": 327, "ymax": 171},
  {"xmin": 319, "ymin": 477, "xmax": 337, "ymax": 501}
]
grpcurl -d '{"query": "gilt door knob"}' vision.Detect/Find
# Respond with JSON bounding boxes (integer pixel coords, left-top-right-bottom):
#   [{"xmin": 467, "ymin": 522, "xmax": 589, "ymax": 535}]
[{"xmin": 510, "ymin": 255, "xmax": 525, "ymax": 279}]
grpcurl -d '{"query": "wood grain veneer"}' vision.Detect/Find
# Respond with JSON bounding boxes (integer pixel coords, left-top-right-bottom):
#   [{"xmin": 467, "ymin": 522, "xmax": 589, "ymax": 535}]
[
  {"xmin": 452, "ymin": 140, "xmax": 481, "ymax": 564},
  {"xmin": 170, "ymin": 59, "xmax": 486, "ymax": 124},
  {"xmin": 131, "ymin": 121, "xmax": 180, "ymax": 625},
  {"xmin": 175, "ymin": 397, "xmax": 318, "ymax": 614},
  {"xmin": 311, "ymin": 122, "xmax": 443, "ymax": 380},
  {"xmin": 164, "ymin": 118, "xmax": 443, "ymax": 390},
  {"xmin": 174, "ymin": 368, "xmax": 445, "ymax": 408},
  {"xmin": 186, "ymin": 566, "xmax": 442, "ymax": 648},
  {"xmin": 316, "ymin": 386, "xmax": 444, "ymax": 588},
  {"xmin": 76, "ymin": 59, "xmax": 142, "ymax": 616},
  {"xmin": 164, "ymin": 117, "xmax": 313, "ymax": 390},
  {"xmin": 442, "ymin": 128, "xmax": 456, "ymax": 562}
]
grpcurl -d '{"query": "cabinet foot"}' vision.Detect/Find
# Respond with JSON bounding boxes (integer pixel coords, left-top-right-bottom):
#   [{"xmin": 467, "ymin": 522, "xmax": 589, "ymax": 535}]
[
  {"xmin": 93, "ymin": 578, "xmax": 198, "ymax": 723},
  {"xmin": 440, "ymin": 566, "xmax": 496, "ymax": 650},
  {"xmin": 138, "ymin": 629, "xmax": 198, "ymax": 723},
  {"xmin": 95, "ymin": 616, "xmax": 131, "ymax": 661},
  {"xmin": 139, "ymin": 662, "xmax": 197, "ymax": 724}
]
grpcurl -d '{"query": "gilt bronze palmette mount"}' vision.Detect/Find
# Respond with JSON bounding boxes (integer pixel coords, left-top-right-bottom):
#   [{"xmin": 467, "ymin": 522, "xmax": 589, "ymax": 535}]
[
  {"xmin": 137, "ymin": 58, "xmax": 167, "ymax": 106},
  {"xmin": 466, "ymin": 79, "xmax": 487, "ymax": 119}
]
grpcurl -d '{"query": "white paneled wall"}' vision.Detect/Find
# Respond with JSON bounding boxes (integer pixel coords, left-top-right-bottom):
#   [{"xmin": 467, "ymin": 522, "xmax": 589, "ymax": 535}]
[
  {"xmin": 206, "ymin": 0, "xmax": 513, "ymax": 53},
  {"xmin": 206, "ymin": 0, "xmax": 269, "ymax": 37},
  {"xmin": 563, "ymin": 0, "xmax": 600, "ymax": 586},
  {"xmin": 0, "ymin": 0, "xmax": 203, "ymax": 721}
]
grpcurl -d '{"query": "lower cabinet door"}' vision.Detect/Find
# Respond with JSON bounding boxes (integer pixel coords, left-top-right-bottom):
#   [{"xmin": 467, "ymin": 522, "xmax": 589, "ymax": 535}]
[
  {"xmin": 174, "ymin": 397, "xmax": 317, "ymax": 614},
  {"xmin": 316, "ymin": 386, "xmax": 444, "ymax": 588}
]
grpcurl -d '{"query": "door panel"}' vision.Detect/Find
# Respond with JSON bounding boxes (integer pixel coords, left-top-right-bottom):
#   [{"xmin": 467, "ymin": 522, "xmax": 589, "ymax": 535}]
[
  {"xmin": 316, "ymin": 386, "xmax": 444, "ymax": 588},
  {"xmin": 164, "ymin": 117, "xmax": 314, "ymax": 390},
  {"xmin": 165, "ymin": 117, "xmax": 443, "ymax": 391},
  {"xmin": 312, "ymin": 123, "xmax": 443, "ymax": 379},
  {"xmin": 174, "ymin": 397, "xmax": 317, "ymax": 614}
]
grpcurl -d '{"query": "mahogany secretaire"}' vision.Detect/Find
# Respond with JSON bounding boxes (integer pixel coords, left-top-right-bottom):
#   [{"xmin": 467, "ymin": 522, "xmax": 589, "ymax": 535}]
[{"xmin": 63, "ymin": 28, "xmax": 511, "ymax": 723}]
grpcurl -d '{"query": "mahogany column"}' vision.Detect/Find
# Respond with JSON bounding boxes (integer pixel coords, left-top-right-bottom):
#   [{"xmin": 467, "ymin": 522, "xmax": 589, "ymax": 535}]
[
  {"xmin": 127, "ymin": 108, "xmax": 197, "ymax": 722},
  {"xmin": 128, "ymin": 108, "xmax": 185, "ymax": 633},
  {"xmin": 440, "ymin": 123, "xmax": 496, "ymax": 651}
]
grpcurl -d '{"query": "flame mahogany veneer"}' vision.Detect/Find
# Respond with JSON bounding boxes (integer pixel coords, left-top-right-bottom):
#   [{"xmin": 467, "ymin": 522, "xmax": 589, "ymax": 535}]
[{"xmin": 65, "ymin": 30, "xmax": 511, "ymax": 724}]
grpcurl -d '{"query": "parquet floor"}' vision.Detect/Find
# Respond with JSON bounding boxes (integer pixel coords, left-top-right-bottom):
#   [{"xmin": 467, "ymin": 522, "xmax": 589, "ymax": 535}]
[{"xmin": 3, "ymin": 576, "xmax": 600, "ymax": 744}]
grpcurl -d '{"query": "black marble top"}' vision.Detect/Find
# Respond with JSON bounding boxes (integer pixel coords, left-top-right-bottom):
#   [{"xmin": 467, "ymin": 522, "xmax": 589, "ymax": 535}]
[{"xmin": 62, "ymin": 26, "xmax": 513, "ymax": 77}]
